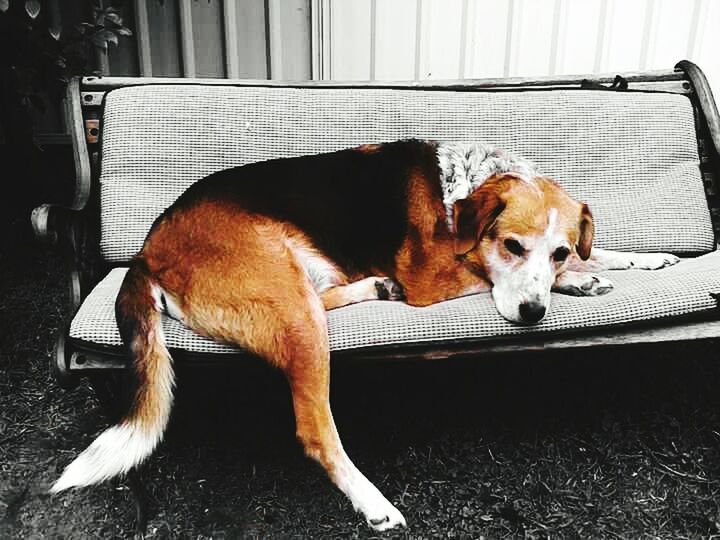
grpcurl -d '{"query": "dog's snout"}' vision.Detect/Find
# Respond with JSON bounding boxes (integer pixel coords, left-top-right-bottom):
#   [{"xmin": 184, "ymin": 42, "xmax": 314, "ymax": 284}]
[{"xmin": 519, "ymin": 301, "xmax": 546, "ymax": 324}]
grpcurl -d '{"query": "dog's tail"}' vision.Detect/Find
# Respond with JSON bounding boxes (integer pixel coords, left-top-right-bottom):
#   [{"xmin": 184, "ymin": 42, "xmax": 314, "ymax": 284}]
[{"xmin": 51, "ymin": 260, "xmax": 175, "ymax": 492}]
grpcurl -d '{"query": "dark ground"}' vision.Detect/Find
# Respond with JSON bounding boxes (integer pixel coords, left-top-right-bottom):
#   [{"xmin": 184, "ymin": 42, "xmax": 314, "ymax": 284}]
[{"xmin": 3, "ymin": 206, "xmax": 720, "ymax": 539}]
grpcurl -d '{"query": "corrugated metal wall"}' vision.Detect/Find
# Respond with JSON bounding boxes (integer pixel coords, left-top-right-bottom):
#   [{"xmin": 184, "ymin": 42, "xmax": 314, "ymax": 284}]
[
  {"xmin": 32, "ymin": 0, "xmax": 310, "ymax": 136},
  {"xmin": 321, "ymin": 0, "xmax": 719, "ymax": 91},
  {"xmin": 108, "ymin": 0, "xmax": 310, "ymax": 79},
  {"xmin": 32, "ymin": 0, "xmax": 719, "ymax": 137},
  {"xmin": 117, "ymin": 0, "xmax": 720, "ymax": 89}
]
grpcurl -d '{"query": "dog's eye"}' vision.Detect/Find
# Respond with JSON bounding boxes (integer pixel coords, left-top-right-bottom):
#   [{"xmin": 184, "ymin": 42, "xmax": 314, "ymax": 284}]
[
  {"xmin": 504, "ymin": 239, "xmax": 525, "ymax": 256},
  {"xmin": 553, "ymin": 247, "xmax": 570, "ymax": 262}
]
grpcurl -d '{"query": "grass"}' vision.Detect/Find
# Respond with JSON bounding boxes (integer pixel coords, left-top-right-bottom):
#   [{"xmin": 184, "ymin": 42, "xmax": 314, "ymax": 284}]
[{"xmin": 2, "ymin": 211, "xmax": 720, "ymax": 538}]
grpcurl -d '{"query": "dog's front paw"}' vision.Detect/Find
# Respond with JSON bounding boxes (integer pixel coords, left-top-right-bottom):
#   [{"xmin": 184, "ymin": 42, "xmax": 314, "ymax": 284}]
[
  {"xmin": 374, "ymin": 278, "xmax": 405, "ymax": 301},
  {"xmin": 579, "ymin": 274, "xmax": 614, "ymax": 296},
  {"xmin": 554, "ymin": 272, "xmax": 614, "ymax": 296},
  {"xmin": 628, "ymin": 252, "xmax": 680, "ymax": 270}
]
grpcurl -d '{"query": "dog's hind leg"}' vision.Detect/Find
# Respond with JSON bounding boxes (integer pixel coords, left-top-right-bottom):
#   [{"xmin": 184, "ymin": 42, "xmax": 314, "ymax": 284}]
[
  {"xmin": 320, "ymin": 277, "xmax": 405, "ymax": 310},
  {"xmin": 281, "ymin": 296, "xmax": 406, "ymax": 531},
  {"xmin": 173, "ymin": 248, "xmax": 406, "ymax": 531}
]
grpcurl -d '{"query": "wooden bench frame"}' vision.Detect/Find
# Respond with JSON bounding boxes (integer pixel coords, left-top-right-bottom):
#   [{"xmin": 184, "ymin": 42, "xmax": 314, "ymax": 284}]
[{"xmin": 31, "ymin": 60, "xmax": 720, "ymax": 530}]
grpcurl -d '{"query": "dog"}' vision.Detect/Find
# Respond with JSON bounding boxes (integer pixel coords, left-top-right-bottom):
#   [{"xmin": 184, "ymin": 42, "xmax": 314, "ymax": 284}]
[{"xmin": 50, "ymin": 139, "xmax": 679, "ymax": 530}]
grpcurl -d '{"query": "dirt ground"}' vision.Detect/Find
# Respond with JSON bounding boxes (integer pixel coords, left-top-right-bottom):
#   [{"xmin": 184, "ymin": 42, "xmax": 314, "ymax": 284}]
[{"xmin": 3, "ymin": 214, "xmax": 720, "ymax": 539}]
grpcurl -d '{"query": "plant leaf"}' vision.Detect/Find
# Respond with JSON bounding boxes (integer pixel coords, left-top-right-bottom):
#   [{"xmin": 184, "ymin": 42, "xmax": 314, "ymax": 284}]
[
  {"xmin": 0, "ymin": 0, "xmax": 9, "ymax": 13},
  {"xmin": 25, "ymin": 0, "xmax": 41, "ymax": 19}
]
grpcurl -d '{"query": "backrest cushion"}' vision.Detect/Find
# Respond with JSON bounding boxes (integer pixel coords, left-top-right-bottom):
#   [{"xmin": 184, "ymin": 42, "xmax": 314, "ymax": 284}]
[{"xmin": 99, "ymin": 85, "xmax": 714, "ymax": 262}]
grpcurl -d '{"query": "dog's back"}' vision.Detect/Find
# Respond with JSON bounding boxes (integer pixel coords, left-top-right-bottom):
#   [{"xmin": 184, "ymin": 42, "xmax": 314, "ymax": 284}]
[{"xmin": 156, "ymin": 139, "xmax": 439, "ymax": 275}]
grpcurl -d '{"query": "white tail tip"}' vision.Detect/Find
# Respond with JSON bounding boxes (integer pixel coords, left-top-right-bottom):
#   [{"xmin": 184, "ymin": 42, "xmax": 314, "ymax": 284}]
[{"xmin": 50, "ymin": 423, "xmax": 160, "ymax": 493}]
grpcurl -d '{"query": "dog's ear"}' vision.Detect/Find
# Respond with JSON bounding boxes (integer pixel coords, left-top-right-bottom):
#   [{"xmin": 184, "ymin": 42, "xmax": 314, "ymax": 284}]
[
  {"xmin": 577, "ymin": 203, "xmax": 594, "ymax": 260},
  {"xmin": 453, "ymin": 189, "xmax": 506, "ymax": 255}
]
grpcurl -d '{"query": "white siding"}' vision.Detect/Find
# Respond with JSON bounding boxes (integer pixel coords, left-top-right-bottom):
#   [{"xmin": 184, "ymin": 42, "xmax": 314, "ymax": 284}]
[
  {"xmin": 374, "ymin": 0, "xmax": 417, "ymax": 80},
  {"xmin": 321, "ymin": 0, "xmax": 719, "ymax": 92}
]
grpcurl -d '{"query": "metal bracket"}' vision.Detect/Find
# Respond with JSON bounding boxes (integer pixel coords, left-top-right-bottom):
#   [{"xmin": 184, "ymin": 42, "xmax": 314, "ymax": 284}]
[{"xmin": 580, "ymin": 75, "xmax": 629, "ymax": 91}]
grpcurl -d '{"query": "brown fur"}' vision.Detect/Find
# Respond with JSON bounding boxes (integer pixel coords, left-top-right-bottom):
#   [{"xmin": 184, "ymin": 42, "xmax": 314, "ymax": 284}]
[
  {"xmin": 114, "ymin": 264, "xmax": 171, "ymax": 432},
  {"xmin": 56, "ymin": 140, "xmax": 604, "ymax": 530},
  {"xmin": 392, "ymin": 169, "xmax": 488, "ymax": 306},
  {"xmin": 139, "ymin": 201, "xmax": 356, "ymax": 475}
]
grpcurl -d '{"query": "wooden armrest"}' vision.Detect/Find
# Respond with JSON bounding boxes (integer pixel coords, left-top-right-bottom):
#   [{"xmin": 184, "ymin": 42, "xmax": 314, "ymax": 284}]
[
  {"xmin": 677, "ymin": 60, "xmax": 720, "ymax": 161},
  {"xmin": 31, "ymin": 203, "xmax": 85, "ymax": 247},
  {"xmin": 31, "ymin": 203, "xmax": 104, "ymax": 313}
]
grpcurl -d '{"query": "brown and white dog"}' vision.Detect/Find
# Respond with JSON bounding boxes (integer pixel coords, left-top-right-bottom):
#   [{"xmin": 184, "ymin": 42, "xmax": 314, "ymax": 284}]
[{"xmin": 51, "ymin": 140, "xmax": 678, "ymax": 530}]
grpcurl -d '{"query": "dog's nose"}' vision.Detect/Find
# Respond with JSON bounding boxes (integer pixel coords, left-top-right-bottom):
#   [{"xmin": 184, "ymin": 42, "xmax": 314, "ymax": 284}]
[{"xmin": 519, "ymin": 301, "xmax": 546, "ymax": 324}]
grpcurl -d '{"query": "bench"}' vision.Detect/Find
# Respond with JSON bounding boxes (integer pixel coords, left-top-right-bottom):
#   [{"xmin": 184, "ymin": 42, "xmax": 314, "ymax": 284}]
[{"xmin": 31, "ymin": 60, "xmax": 720, "ymax": 530}]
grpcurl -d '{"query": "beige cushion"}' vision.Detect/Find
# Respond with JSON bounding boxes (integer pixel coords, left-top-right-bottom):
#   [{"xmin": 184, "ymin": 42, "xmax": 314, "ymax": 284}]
[
  {"xmin": 70, "ymin": 252, "xmax": 720, "ymax": 354},
  {"xmin": 98, "ymin": 85, "xmax": 714, "ymax": 262}
]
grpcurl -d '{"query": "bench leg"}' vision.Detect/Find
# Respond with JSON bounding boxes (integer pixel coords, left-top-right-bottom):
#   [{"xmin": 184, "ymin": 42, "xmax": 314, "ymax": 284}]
[{"xmin": 89, "ymin": 374, "xmax": 151, "ymax": 534}]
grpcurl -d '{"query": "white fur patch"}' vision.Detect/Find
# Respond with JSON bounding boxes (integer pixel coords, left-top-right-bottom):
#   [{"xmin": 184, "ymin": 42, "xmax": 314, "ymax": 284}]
[
  {"xmin": 154, "ymin": 286, "xmax": 185, "ymax": 322},
  {"xmin": 51, "ymin": 319, "xmax": 175, "ymax": 492},
  {"xmin": 332, "ymin": 453, "xmax": 407, "ymax": 531},
  {"xmin": 545, "ymin": 208, "xmax": 558, "ymax": 239},
  {"xmin": 50, "ymin": 424, "xmax": 161, "ymax": 492},
  {"xmin": 436, "ymin": 142, "xmax": 538, "ymax": 230},
  {"xmin": 567, "ymin": 248, "xmax": 681, "ymax": 272},
  {"xmin": 286, "ymin": 237, "xmax": 343, "ymax": 293}
]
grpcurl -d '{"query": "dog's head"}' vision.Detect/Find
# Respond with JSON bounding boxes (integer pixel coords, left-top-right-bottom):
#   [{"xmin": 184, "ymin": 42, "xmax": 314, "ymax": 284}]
[{"xmin": 453, "ymin": 174, "xmax": 593, "ymax": 324}]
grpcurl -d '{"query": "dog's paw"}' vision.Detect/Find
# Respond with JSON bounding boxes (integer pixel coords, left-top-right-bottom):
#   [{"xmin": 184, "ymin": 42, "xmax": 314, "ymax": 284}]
[
  {"xmin": 554, "ymin": 272, "xmax": 614, "ymax": 296},
  {"xmin": 374, "ymin": 278, "xmax": 405, "ymax": 301},
  {"xmin": 627, "ymin": 252, "xmax": 680, "ymax": 270},
  {"xmin": 580, "ymin": 274, "xmax": 614, "ymax": 296},
  {"xmin": 365, "ymin": 501, "xmax": 407, "ymax": 531},
  {"xmin": 350, "ymin": 480, "xmax": 407, "ymax": 531}
]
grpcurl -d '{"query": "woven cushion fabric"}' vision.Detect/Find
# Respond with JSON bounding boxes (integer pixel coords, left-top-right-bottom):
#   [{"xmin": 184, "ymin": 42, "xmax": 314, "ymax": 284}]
[
  {"xmin": 70, "ymin": 252, "xmax": 720, "ymax": 354},
  {"xmin": 98, "ymin": 85, "xmax": 714, "ymax": 262}
]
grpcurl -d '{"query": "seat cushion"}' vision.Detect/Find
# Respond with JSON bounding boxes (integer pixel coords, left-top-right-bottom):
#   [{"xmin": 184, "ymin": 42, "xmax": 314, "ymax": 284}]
[
  {"xmin": 70, "ymin": 252, "xmax": 720, "ymax": 355},
  {"xmin": 98, "ymin": 85, "xmax": 714, "ymax": 262}
]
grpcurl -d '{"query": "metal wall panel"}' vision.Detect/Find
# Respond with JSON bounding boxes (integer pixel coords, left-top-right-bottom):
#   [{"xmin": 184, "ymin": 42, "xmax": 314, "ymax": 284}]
[
  {"xmin": 329, "ymin": 1, "xmax": 371, "ymax": 80},
  {"xmin": 34, "ymin": 0, "xmax": 719, "ymax": 137},
  {"xmin": 145, "ymin": 0, "xmax": 182, "ymax": 77},
  {"xmin": 267, "ymin": 0, "xmax": 312, "ymax": 79},
  {"xmin": 374, "ymin": 0, "xmax": 416, "ymax": 81},
  {"xmin": 126, "ymin": 0, "xmax": 310, "ymax": 80},
  {"xmin": 228, "ymin": 0, "xmax": 269, "ymax": 79},
  {"xmin": 189, "ymin": 0, "xmax": 225, "ymax": 78},
  {"xmin": 322, "ymin": 0, "xmax": 719, "ymax": 92}
]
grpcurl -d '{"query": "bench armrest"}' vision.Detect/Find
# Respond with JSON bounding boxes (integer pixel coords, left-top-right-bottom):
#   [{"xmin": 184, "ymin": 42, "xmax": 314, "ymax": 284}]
[
  {"xmin": 31, "ymin": 203, "xmax": 102, "ymax": 312},
  {"xmin": 31, "ymin": 203, "xmax": 84, "ymax": 247},
  {"xmin": 677, "ymin": 60, "xmax": 720, "ymax": 161}
]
